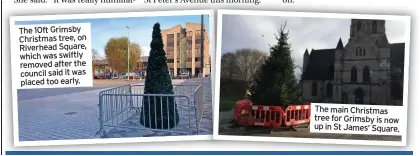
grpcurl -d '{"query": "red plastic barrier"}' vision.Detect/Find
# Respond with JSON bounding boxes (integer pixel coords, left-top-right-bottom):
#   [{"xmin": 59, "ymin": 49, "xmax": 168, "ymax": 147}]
[
  {"xmin": 250, "ymin": 105, "xmax": 273, "ymax": 127},
  {"xmin": 234, "ymin": 100, "xmax": 253, "ymax": 126},
  {"xmin": 284, "ymin": 104, "xmax": 311, "ymax": 127},
  {"xmin": 271, "ymin": 106, "xmax": 284, "ymax": 128},
  {"xmin": 233, "ymin": 100, "xmax": 311, "ymax": 128}
]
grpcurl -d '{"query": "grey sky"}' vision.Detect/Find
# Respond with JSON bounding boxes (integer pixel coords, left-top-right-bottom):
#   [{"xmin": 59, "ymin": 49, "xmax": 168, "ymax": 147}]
[{"xmin": 221, "ymin": 15, "xmax": 408, "ymax": 78}]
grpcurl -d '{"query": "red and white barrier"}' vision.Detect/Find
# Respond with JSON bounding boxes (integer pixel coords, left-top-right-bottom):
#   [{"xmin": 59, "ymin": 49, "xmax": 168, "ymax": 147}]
[
  {"xmin": 284, "ymin": 104, "xmax": 311, "ymax": 127},
  {"xmin": 233, "ymin": 100, "xmax": 311, "ymax": 128}
]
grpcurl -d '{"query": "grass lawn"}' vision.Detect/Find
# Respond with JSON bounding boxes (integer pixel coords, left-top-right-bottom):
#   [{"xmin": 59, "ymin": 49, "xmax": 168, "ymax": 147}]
[{"xmin": 219, "ymin": 96, "xmax": 243, "ymax": 112}]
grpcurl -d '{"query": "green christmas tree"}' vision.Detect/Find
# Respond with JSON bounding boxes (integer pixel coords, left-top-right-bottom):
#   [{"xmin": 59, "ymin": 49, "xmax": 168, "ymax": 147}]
[
  {"xmin": 250, "ymin": 23, "xmax": 297, "ymax": 108},
  {"xmin": 140, "ymin": 23, "xmax": 180, "ymax": 129}
]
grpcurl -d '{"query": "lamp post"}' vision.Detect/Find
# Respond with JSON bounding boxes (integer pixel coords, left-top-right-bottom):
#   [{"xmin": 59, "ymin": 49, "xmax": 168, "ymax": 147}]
[
  {"xmin": 126, "ymin": 25, "xmax": 130, "ymax": 80},
  {"xmin": 200, "ymin": 14, "xmax": 204, "ymax": 78}
]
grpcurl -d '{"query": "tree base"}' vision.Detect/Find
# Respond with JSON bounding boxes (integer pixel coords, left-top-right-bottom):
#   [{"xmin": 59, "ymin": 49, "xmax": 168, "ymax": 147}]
[{"xmin": 139, "ymin": 96, "xmax": 180, "ymax": 129}]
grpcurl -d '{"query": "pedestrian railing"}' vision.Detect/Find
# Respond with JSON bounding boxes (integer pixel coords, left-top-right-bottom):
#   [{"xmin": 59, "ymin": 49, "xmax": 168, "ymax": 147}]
[{"xmin": 96, "ymin": 84, "xmax": 203, "ymax": 138}]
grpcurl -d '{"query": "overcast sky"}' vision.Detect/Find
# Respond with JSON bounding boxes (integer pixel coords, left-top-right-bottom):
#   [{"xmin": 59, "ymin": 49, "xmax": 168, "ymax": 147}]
[{"xmin": 221, "ymin": 15, "xmax": 409, "ymax": 78}]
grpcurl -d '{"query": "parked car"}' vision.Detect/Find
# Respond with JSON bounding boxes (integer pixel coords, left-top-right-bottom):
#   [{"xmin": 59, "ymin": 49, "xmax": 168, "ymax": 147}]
[
  {"xmin": 94, "ymin": 74, "xmax": 105, "ymax": 79},
  {"xmin": 127, "ymin": 72, "xmax": 136, "ymax": 79},
  {"xmin": 133, "ymin": 72, "xmax": 142, "ymax": 79},
  {"xmin": 178, "ymin": 72, "xmax": 190, "ymax": 79},
  {"xmin": 112, "ymin": 73, "xmax": 119, "ymax": 79},
  {"xmin": 120, "ymin": 73, "xmax": 127, "ymax": 79}
]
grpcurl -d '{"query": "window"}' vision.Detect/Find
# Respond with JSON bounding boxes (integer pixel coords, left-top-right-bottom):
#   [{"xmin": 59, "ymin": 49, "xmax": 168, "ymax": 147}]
[
  {"xmin": 363, "ymin": 66, "xmax": 370, "ymax": 82},
  {"xmin": 195, "ymin": 48, "xmax": 200, "ymax": 55},
  {"xmin": 372, "ymin": 21, "xmax": 377, "ymax": 33},
  {"xmin": 351, "ymin": 67, "xmax": 358, "ymax": 82},
  {"xmin": 326, "ymin": 83, "xmax": 333, "ymax": 97},
  {"xmin": 195, "ymin": 38, "xmax": 201, "ymax": 44},
  {"xmin": 166, "ymin": 50, "xmax": 173, "ymax": 55},
  {"xmin": 356, "ymin": 48, "xmax": 366, "ymax": 56},
  {"xmin": 187, "ymin": 31, "xmax": 192, "ymax": 37},
  {"xmin": 354, "ymin": 88, "xmax": 364, "ymax": 104},
  {"xmin": 167, "ymin": 34, "xmax": 174, "ymax": 39},
  {"xmin": 187, "ymin": 46, "xmax": 192, "ymax": 55},
  {"xmin": 167, "ymin": 59, "xmax": 174, "ymax": 63},
  {"xmin": 312, "ymin": 81, "xmax": 318, "ymax": 96}
]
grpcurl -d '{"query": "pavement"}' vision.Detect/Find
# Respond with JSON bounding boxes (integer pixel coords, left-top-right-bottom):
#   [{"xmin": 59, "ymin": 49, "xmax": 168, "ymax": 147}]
[
  {"xmin": 17, "ymin": 78, "xmax": 211, "ymax": 141},
  {"xmin": 104, "ymin": 77, "xmax": 213, "ymax": 138}
]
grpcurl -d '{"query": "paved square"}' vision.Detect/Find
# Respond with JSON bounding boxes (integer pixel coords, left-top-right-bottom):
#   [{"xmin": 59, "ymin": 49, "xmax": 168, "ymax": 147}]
[{"xmin": 18, "ymin": 78, "xmax": 212, "ymax": 141}]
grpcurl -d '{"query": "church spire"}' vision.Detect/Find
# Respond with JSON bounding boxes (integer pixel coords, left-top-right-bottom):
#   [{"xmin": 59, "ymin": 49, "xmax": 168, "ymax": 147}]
[
  {"xmin": 336, "ymin": 38, "xmax": 344, "ymax": 49},
  {"xmin": 303, "ymin": 48, "xmax": 310, "ymax": 71}
]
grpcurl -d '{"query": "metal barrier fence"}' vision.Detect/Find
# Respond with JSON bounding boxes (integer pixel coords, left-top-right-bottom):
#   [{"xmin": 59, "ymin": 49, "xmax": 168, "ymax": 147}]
[{"xmin": 97, "ymin": 84, "xmax": 203, "ymax": 138}]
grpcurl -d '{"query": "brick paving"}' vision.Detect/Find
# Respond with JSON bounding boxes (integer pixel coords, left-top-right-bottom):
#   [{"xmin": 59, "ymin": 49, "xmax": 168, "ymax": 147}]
[{"xmin": 17, "ymin": 79, "xmax": 208, "ymax": 141}]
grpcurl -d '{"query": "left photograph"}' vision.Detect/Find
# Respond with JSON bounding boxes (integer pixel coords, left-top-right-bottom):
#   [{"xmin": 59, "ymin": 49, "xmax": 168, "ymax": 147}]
[{"xmin": 9, "ymin": 10, "xmax": 214, "ymax": 146}]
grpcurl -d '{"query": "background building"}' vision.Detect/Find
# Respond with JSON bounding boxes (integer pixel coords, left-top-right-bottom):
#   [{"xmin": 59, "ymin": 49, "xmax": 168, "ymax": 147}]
[
  {"xmin": 300, "ymin": 19, "xmax": 405, "ymax": 106},
  {"xmin": 160, "ymin": 22, "xmax": 211, "ymax": 77},
  {"xmin": 94, "ymin": 22, "xmax": 211, "ymax": 78}
]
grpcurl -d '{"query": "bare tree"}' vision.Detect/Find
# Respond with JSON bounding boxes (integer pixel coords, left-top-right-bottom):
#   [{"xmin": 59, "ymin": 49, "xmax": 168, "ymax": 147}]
[
  {"xmin": 235, "ymin": 48, "xmax": 267, "ymax": 82},
  {"xmin": 248, "ymin": 50, "xmax": 267, "ymax": 81},
  {"xmin": 92, "ymin": 48, "xmax": 102, "ymax": 60},
  {"xmin": 92, "ymin": 49, "xmax": 102, "ymax": 77},
  {"xmin": 221, "ymin": 52, "xmax": 240, "ymax": 79}
]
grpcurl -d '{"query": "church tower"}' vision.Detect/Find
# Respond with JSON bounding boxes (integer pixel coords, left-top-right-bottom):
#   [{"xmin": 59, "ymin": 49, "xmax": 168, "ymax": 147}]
[
  {"xmin": 343, "ymin": 19, "xmax": 391, "ymax": 105},
  {"xmin": 350, "ymin": 19, "xmax": 386, "ymax": 38}
]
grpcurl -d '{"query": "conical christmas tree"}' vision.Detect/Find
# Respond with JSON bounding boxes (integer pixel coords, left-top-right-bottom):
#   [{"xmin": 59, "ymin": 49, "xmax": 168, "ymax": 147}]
[
  {"xmin": 140, "ymin": 23, "xmax": 180, "ymax": 129},
  {"xmin": 250, "ymin": 23, "xmax": 297, "ymax": 108}
]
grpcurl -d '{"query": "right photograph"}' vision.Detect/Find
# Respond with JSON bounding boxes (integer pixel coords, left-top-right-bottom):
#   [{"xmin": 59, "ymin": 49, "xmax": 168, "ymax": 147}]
[{"xmin": 215, "ymin": 10, "xmax": 410, "ymax": 146}]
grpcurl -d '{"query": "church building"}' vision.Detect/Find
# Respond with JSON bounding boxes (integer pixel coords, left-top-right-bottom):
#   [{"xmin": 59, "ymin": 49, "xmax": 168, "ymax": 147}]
[{"xmin": 300, "ymin": 19, "xmax": 405, "ymax": 106}]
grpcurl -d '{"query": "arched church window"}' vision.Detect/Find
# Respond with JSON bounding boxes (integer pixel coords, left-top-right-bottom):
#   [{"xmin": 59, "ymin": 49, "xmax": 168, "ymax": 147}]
[
  {"xmin": 372, "ymin": 21, "xmax": 377, "ymax": 33},
  {"xmin": 363, "ymin": 49, "xmax": 366, "ymax": 56},
  {"xmin": 363, "ymin": 66, "xmax": 370, "ymax": 82},
  {"xmin": 326, "ymin": 83, "xmax": 333, "ymax": 97},
  {"xmin": 351, "ymin": 67, "xmax": 358, "ymax": 82},
  {"xmin": 354, "ymin": 87, "xmax": 365, "ymax": 104}
]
